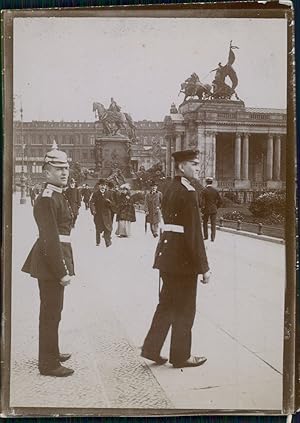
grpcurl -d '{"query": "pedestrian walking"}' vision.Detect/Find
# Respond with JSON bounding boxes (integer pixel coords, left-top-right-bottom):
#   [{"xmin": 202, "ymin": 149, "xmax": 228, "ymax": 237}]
[
  {"xmin": 81, "ymin": 183, "xmax": 92, "ymax": 210},
  {"xmin": 21, "ymin": 144, "xmax": 75, "ymax": 377},
  {"xmin": 202, "ymin": 177, "xmax": 222, "ymax": 242},
  {"xmin": 64, "ymin": 178, "xmax": 81, "ymax": 227},
  {"xmin": 115, "ymin": 183, "xmax": 136, "ymax": 238},
  {"xmin": 144, "ymin": 180, "xmax": 162, "ymax": 238},
  {"xmin": 141, "ymin": 149, "xmax": 211, "ymax": 368},
  {"xmin": 107, "ymin": 180, "xmax": 119, "ymax": 223},
  {"xmin": 90, "ymin": 179, "xmax": 115, "ymax": 247},
  {"xmin": 29, "ymin": 185, "xmax": 39, "ymax": 207}
]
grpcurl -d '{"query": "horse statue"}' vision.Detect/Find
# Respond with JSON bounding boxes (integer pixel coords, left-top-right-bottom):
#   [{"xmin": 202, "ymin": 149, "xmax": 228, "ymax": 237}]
[
  {"xmin": 92, "ymin": 102, "xmax": 137, "ymax": 140},
  {"xmin": 179, "ymin": 81, "xmax": 213, "ymax": 101}
]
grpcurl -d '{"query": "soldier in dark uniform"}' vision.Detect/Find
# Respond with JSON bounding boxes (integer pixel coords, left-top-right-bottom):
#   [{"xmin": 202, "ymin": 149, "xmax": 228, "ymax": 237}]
[
  {"xmin": 22, "ymin": 145, "xmax": 75, "ymax": 377},
  {"xmin": 141, "ymin": 149, "xmax": 211, "ymax": 368},
  {"xmin": 202, "ymin": 177, "xmax": 222, "ymax": 242},
  {"xmin": 64, "ymin": 178, "xmax": 81, "ymax": 227},
  {"xmin": 90, "ymin": 179, "xmax": 115, "ymax": 247}
]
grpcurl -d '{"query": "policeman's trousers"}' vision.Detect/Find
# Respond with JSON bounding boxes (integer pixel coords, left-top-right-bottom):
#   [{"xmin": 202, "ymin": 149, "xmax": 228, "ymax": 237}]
[
  {"xmin": 142, "ymin": 272, "xmax": 197, "ymax": 364},
  {"xmin": 203, "ymin": 212, "xmax": 217, "ymax": 241},
  {"xmin": 38, "ymin": 279, "xmax": 64, "ymax": 371}
]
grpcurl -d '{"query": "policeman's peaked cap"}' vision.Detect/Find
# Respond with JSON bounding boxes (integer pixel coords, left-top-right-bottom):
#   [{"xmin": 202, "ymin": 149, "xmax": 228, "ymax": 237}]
[
  {"xmin": 172, "ymin": 149, "xmax": 199, "ymax": 163},
  {"xmin": 98, "ymin": 178, "xmax": 107, "ymax": 185},
  {"xmin": 44, "ymin": 147, "xmax": 69, "ymax": 168},
  {"xmin": 205, "ymin": 177, "xmax": 213, "ymax": 183}
]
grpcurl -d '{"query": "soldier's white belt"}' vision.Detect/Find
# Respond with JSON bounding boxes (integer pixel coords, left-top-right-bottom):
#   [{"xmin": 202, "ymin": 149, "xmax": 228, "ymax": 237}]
[
  {"xmin": 59, "ymin": 234, "xmax": 72, "ymax": 243},
  {"xmin": 163, "ymin": 224, "xmax": 184, "ymax": 233}
]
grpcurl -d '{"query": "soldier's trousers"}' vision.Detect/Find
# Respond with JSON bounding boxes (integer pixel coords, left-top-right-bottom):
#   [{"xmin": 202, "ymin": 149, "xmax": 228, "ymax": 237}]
[
  {"xmin": 142, "ymin": 272, "xmax": 197, "ymax": 364},
  {"xmin": 38, "ymin": 279, "xmax": 64, "ymax": 371},
  {"xmin": 203, "ymin": 213, "xmax": 217, "ymax": 241}
]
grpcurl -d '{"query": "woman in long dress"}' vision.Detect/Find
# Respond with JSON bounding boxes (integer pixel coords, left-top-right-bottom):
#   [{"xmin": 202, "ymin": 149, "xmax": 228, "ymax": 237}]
[{"xmin": 115, "ymin": 184, "xmax": 136, "ymax": 237}]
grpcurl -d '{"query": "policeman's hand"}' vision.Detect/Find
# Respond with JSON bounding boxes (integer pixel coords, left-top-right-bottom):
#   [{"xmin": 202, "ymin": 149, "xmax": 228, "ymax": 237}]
[
  {"xmin": 201, "ymin": 271, "xmax": 211, "ymax": 285},
  {"xmin": 60, "ymin": 275, "xmax": 72, "ymax": 287}
]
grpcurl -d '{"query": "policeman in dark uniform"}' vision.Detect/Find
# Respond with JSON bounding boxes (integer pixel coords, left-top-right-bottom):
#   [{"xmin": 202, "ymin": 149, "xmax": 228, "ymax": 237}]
[
  {"xmin": 202, "ymin": 176, "xmax": 222, "ymax": 242},
  {"xmin": 141, "ymin": 149, "xmax": 211, "ymax": 368},
  {"xmin": 22, "ymin": 144, "xmax": 75, "ymax": 377}
]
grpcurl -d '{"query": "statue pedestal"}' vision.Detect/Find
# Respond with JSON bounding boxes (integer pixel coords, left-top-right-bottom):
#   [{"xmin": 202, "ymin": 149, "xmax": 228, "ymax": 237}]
[{"xmin": 94, "ymin": 135, "xmax": 131, "ymax": 178}]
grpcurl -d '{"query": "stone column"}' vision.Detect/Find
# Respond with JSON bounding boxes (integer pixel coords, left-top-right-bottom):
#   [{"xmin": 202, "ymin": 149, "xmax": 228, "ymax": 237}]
[
  {"xmin": 170, "ymin": 136, "xmax": 175, "ymax": 177},
  {"xmin": 235, "ymin": 132, "xmax": 241, "ymax": 180},
  {"xmin": 197, "ymin": 125, "xmax": 206, "ymax": 183},
  {"xmin": 266, "ymin": 133, "xmax": 274, "ymax": 180},
  {"xmin": 205, "ymin": 130, "xmax": 216, "ymax": 180},
  {"xmin": 242, "ymin": 133, "xmax": 249, "ymax": 180},
  {"xmin": 175, "ymin": 133, "xmax": 182, "ymax": 151},
  {"xmin": 211, "ymin": 132, "xmax": 217, "ymax": 180},
  {"xmin": 165, "ymin": 135, "xmax": 171, "ymax": 177},
  {"xmin": 274, "ymin": 134, "xmax": 281, "ymax": 181}
]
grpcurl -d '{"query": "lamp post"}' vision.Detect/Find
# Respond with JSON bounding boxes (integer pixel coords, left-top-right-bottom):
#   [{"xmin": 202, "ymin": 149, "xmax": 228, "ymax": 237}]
[{"xmin": 19, "ymin": 101, "xmax": 26, "ymax": 204}]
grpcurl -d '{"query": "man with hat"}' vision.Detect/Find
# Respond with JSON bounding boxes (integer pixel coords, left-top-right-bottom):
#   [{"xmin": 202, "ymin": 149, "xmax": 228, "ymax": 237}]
[
  {"xmin": 64, "ymin": 177, "xmax": 81, "ymax": 227},
  {"xmin": 90, "ymin": 178, "xmax": 115, "ymax": 247},
  {"xmin": 141, "ymin": 149, "xmax": 211, "ymax": 368},
  {"xmin": 202, "ymin": 177, "xmax": 222, "ymax": 242},
  {"xmin": 144, "ymin": 180, "xmax": 163, "ymax": 238},
  {"xmin": 21, "ymin": 143, "xmax": 75, "ymax": 377}
]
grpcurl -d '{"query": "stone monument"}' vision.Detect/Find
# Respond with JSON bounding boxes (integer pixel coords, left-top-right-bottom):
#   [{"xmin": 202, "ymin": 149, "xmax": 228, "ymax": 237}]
[{"xmin": 92, "ymin": 98, "xmax": 137, "ymax": 179}]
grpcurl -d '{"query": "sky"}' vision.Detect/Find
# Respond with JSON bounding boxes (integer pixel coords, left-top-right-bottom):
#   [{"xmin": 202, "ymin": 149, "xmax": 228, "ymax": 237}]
[{"xmin": 14, "ymin": 17, "xmax": 287, "ymax": 122}]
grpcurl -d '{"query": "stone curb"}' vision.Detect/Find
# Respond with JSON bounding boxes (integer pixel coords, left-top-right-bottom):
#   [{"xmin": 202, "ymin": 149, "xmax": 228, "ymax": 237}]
[{"xmin": 217, "ymin": 226, "xmax": 285, "ymax": 245}]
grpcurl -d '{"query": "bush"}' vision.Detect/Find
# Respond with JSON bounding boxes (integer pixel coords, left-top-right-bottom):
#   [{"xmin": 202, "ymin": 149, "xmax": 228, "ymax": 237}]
[
  {"xmin": 221, "ymin": 196, "xmax": 235, "ymax": 208},
  {"xmin": 131, "ymin": 191, "xmax": 145, "ymax": 205},
  {"xmin": 223, "ymin": 191, "xmax": 240, "ymax": 204},
  {"xmin": 249, "ymin": 191, "xmax": 286, "ymax": 219},
  {"xmin": 222, "ymin": 210, "xmax": 246, "ymax": 221}
]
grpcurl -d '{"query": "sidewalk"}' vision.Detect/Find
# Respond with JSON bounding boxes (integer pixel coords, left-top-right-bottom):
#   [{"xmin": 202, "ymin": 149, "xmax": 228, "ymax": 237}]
[{"xmin": 9, "ymin": 196, "xmax": 285, "ymax": 412}]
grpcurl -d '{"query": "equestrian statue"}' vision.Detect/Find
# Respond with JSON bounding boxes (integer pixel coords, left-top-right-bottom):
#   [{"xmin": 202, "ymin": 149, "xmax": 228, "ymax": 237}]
[{"xmin": 93, "ymin": 98, "xmax": 137, "ymax": 141}]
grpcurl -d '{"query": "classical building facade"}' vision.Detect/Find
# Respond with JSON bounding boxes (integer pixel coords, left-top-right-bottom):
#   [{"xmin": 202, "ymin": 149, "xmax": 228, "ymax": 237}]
[
  {"xmin": 164, "ymin": 100, "xmax": 286, "ymax": 190},
  {"xmin": 13, "ymin": 120, "xmax": 166, "ymax": 184},
  {"xmin": 13, "ymin": 102, "xmax": 286, "ymax": 191}
]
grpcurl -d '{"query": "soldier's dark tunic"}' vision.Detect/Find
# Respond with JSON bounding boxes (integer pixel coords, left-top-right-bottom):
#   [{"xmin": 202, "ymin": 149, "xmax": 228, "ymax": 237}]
[
  {"xmin": 22, "ymin": 183, "xmax": 75, "ymax": 372},
  {"xmin": 142, "ymin": 176, "xmax": 209, "ymax": 365}
]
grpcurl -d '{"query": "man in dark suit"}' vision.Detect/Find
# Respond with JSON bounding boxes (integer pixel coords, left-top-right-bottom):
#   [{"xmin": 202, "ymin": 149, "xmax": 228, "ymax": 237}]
[
  {"xmin": 141, "ymin": 149, "xmax": 211, "ymax": 369},
  {"xmin": 90, "ymin": 179, "xmax": 115, "ymax": 247},
  {"xmin": 202, "ymin": 177, "xmax": 222, "ymax": 242},
  {"xmin": 22, "ymin": 145, "xmax": 75, "ymax": 377},
  {"xmin": 64, "ymin": 178, "xmax": 81, "ymax": 227}
]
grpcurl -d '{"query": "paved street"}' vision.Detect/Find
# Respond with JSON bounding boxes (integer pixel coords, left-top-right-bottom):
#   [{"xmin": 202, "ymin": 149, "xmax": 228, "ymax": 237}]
[{"xmin": 10, "ymin": 195, "xmax": 285, "ymax": 411}]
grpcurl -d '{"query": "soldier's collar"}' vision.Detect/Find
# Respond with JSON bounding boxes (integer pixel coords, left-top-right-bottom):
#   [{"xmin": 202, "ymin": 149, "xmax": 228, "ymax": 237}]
[{"xmin": 46, "ymin": 183, "xmax": 63, "ymax": 193}]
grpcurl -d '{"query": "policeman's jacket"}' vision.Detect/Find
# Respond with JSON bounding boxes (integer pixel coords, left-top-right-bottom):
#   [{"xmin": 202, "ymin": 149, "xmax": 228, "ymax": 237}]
[
  {"xmin": 202, "ymin": 186, "xmax": 222, "ymax": 214},
  {"xmin": 153, "ymin": 176, "xmax": 209, "ymax": 276},
  {"xmin": 22, "ymin": 183, "xmax": 75, "ymax": 280}
]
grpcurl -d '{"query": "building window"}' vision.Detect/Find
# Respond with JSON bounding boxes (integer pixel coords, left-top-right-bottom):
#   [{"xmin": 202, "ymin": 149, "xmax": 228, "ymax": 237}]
[
  {"xmin": 90, "ymin": 136, "xmax": 95, "ymax": 145},
  {"xmin": 82, "ymin": 151, "xmax": 88, "ymax": 160},
  {"xmin": 90, "ymin": 150, "xmax": 94, "ymax": 159}
]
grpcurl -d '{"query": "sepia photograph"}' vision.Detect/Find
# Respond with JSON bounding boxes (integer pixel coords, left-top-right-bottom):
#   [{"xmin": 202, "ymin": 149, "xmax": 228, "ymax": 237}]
[{"xmin": 1, "ymin": 4, "xmax": 296, "ymax": 416}]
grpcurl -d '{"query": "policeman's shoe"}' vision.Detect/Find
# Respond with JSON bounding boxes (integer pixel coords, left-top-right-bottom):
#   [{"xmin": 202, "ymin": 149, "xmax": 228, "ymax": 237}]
[
  {"xmin": 40, "ymin": 365, "xmax": 74, "ymax": 377},
  {"xmin": 141, "ymin": 350, "xmax": 168, "ymax": 365},
  {"xmin": 172, "ymin": 355, "xmax": 207, "ymax": 368},
  {"xmin": 106, "ymin": 241, "xmax": 112, "ymax": 248},
  {"xmin": 59, "ymin": 353, "xmax": 71, "ymax": 362}
]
